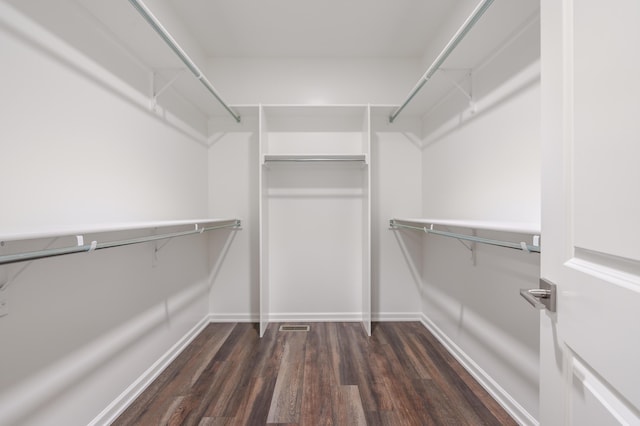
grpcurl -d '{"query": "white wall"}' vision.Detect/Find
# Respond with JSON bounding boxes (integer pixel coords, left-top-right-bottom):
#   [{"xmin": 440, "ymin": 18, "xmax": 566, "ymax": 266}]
[
  {"xmin": 207, "ymin": 113, "xmax": 260, "ymax": 320},
  {"xmin": 0, "ymin": 4, "xmax": 216, "ymax": 424},
  {"xmin": 266, "ymin": 165, "xmax": 365, "ymax": 318},
  {"xmin": 0, "ymin": 2, "xmax": 208, "ymax": 232},
  {"xmin": 370, "ymin": 113, "xmax": 423, "ymax": 319},
  {"xmin": 418, "ymin": 18, "xmax": 541, "ymax": 424}
]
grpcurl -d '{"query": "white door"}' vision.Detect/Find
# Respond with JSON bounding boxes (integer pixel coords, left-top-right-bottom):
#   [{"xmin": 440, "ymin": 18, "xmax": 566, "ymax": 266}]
[{"xmin": 539, "ymin": 0, "xmax": 640, "ymax": 424}]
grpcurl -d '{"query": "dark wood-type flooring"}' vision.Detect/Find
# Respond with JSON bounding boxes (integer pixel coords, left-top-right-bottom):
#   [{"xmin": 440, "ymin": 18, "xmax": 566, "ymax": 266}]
[{"xmin": 114, "ymin": 322, "xmax": 517, "ymax": 425}]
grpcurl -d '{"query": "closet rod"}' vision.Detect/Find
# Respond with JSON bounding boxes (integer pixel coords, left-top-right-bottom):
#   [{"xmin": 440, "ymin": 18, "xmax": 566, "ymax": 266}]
[
  {"xmin": 0, "ymin": 220, "xmax": 241, "ymax": 266},
  {"xmin": 390, "ymin": 220, "xmax": 540, "ymax": 253},
  {"xmin": 389, "ymin": 0, "xmax": 494, "ymax": 123},
  {"xmin": 264, "ymin": 155, "xmax": 366, "ymax": 163},
  {"xmin": 128, "ymin": 0, "xmax": 241, "ymax": 123}
]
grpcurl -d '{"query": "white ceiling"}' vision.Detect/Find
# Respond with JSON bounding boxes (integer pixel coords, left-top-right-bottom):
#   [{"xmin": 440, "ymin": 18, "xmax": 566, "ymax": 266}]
[{"xmin": 166, "ymin": 0, "xmax": 458, "ymax": 58}]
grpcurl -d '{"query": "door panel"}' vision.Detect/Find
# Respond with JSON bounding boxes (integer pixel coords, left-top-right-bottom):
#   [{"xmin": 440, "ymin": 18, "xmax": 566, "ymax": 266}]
[
  {"xmin": 562, "ymin": 258, "xmax": 640, "ymax": 409},
  {"xmin": 541, "ymin": 0, "xmax": 640, "ymax": 423},
  {"xmin": 572, "ymin": 0, "xmax": 640, "ymax": 261},
  {"xmin": 570, "ymin": 357, "xmax": 637, "ymax": 426}
]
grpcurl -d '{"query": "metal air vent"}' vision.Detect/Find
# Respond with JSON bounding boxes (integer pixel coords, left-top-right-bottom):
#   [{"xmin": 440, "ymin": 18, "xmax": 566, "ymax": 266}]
[{"xmin": 278, "ymin": 325, "xmax": 310, "ymax": 332}]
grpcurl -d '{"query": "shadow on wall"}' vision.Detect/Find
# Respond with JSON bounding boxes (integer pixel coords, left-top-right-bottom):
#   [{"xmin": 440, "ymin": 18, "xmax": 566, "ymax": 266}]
[
  {"xmin": 206, "ymin": 228, "xmax": 239, "ymax": 293},
  {"xmin": 391, "ymin": 229, "xmax": 424, "ymax": 300},
  {"xmin": 422, "ymin": 231, "xmax": 540, "ymax": 387},
  {"xmin": 422, "ymin": 71, "xmax": 539, "ymax": 150},
  {"xmin": 0, "ymin": 227, "xmax": 237, "ymax": 425},
  {"xmin": 207, "ymin": 114, "xmax": 260, "ymax": 318},
  {"xmin": 369, "ymin": 118, "xmax": 423, "ymax": 317}
]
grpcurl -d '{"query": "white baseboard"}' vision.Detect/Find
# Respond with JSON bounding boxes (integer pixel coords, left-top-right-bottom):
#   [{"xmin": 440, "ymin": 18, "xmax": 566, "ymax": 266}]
[
  {"xmin": 420, "ymin": 314, "xmax": 538, "ymax": 426},
  {"xmin": 269, "ymin": 312, "xmax": 363, "ymax": 322},
  {"xmin": 207, "ymin": 313, "xmax": 259, "ymax": 323},
  {"xmin": 372, "ymin": 312, "xmax": 422, "ymax": 322},
  {"xmin": 206, "ymin": 312, "xmax": 422, "ymax": 323},
  {"xmin": 89, "ymin": 315, "xmax": 211, "ymax": 426}
]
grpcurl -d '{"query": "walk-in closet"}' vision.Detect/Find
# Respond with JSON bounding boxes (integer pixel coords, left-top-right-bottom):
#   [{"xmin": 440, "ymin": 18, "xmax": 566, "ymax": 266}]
[{"xmin": 2, "ymin": 0, "xmax": 639, "ymax": 425}]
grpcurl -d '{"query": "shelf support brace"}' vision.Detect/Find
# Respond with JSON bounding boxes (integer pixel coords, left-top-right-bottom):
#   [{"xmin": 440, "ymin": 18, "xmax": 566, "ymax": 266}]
[
  {"xmin": 0, "ymin": 242, "xmax": 7, "ymax": 291},
  {"xmin": 432, "ymin": 225, "xmax": 474, "ymax": 253},
  {"xmin": 151, "ymin": 68, "xmax": 185, "ymax": 109},
  {"xmin": 439, "ymin": 68, "xmax": 476, "ymax": 113}
]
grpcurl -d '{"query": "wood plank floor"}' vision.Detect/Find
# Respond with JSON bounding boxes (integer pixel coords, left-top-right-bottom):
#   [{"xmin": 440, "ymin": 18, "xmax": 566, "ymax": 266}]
[{"xmin": 114, "ymin": 322, "xmax": 517, "ymax": 425}]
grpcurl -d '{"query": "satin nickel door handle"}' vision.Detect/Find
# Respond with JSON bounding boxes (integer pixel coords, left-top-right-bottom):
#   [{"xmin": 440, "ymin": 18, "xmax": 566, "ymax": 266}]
[
  {"xmin": 520, "ymin": 279, "xmax": 557, "ymax": 312},
  {"xmin": 520, "ymin": 289, "xmax": 550, "ymax": 309}
]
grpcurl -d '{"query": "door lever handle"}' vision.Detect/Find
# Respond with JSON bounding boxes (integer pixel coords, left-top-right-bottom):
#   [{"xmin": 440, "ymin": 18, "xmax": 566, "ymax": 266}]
[
  {"xmin": 520, "ymin": 288, "xmax": 550, "ymax": 309},
  {"xmin": 520, "ymin": 279, "xmax": 557, "ymax": 312}
]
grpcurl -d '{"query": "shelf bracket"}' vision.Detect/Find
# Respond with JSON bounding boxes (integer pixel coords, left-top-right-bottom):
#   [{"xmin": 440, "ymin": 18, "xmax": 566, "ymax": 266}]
[
  {"xmin": 471, "ymin": 229, "xmax": 477, "ymax": 265},
  {"xmin": 440, "ymin": 68, "xmax": 475, "ymax": 113},
  {"xmin": 151, "ymin": 226, "xmax": 177, "ymax": 267},
  {"xmin": 0, "ymin": 237, "xmax": 63, "ymax": 290},
  {"xmin": 152, "ymin": 223, "xmax": 205, "ymax": 267},
  {"xmin": 441, "ymin": 225, "xmax": 474, "ymax": 253},
  {"xmin": 150, "ymin": 68, "xmax": 185, "ymax": 109},
  {"xmin": 0, "ymin": 242, "xmax": 7, "ymax": 291}
]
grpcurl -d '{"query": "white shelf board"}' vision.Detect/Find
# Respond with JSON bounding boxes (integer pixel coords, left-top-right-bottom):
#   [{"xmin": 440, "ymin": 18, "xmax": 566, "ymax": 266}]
[
  {"xmin": 0, "ymin": 218, "xmax": 240, "ymax": 243},
  {"xmin": 392, "ymin": 218, "xmax": 540, "ymax": 235}
]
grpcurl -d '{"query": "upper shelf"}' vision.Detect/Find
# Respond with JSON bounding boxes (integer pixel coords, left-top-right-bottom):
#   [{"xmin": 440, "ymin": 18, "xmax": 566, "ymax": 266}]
[{"xmin": 391, "ymin": 218, "xmax": 540, "ymax": 235}]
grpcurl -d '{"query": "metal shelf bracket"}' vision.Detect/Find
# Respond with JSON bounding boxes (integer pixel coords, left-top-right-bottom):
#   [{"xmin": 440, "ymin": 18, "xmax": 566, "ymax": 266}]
[
  {"xmin": 151, "ymin": 68, "xmax": 185, "ymax": 109},
  {"xmin": 440, "ymin": 68, "xmax": 476, "ymax": 113}
]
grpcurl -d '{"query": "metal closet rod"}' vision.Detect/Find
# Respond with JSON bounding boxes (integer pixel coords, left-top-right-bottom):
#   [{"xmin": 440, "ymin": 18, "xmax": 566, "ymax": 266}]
[
  {"xmin": 128, "ymin": 0, "xmax": 241, "ymax": 123},
  {"xmin": 0, "ymin": 220, "xmax": 241, "ymax": 266},
  {"xmin": 263, "ymin": 155, "xmax": 367, "ymax": 163},
  {"xmin": 390, "ymin": 220, "xmax": 540, "ymax": 253},
  {"xmin": 389, "ymin": 0, "xmax": 494, "ymax": 123}
]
